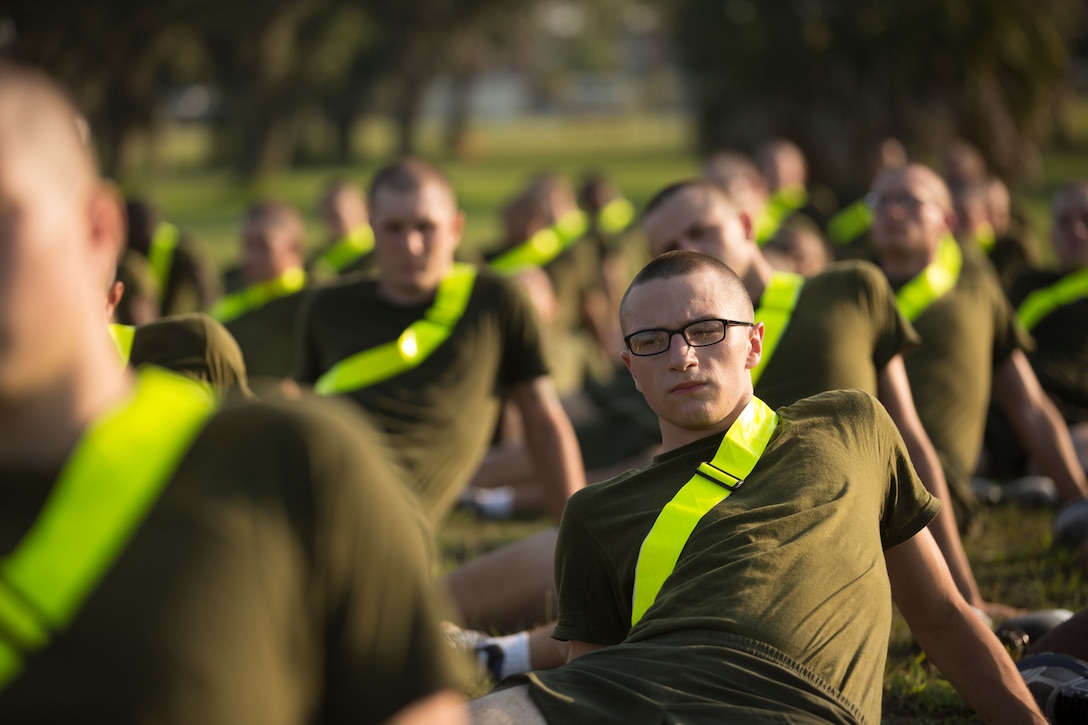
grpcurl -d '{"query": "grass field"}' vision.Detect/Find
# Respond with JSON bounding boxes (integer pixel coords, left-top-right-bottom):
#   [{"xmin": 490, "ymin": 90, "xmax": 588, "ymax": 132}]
[{"xmin": 129, "ymin": 102, "xmax": 1088, "ymax": 722}]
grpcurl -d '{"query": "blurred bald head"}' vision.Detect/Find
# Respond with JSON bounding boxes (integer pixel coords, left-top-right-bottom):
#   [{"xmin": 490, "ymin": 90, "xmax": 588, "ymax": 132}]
[{"xmin": 0, "ymin": 61, "xmax": 97, "ymax": 197}]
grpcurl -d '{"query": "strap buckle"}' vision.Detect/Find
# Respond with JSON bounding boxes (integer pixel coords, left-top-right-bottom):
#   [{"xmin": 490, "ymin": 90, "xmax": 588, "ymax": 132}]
[{"xmin": 694, "ymin": 461, "xmax": 743, "ymax": 491}]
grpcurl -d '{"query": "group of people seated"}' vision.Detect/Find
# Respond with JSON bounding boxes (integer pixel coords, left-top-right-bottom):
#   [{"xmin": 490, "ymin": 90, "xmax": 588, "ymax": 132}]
[{"xmin": 3, "ymin": 58, "xmax": 1088, "ymax": 724}]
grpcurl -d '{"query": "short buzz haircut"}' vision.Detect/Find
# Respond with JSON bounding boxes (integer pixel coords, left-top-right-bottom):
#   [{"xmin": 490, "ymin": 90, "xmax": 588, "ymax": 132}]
[
  {"xmin": 367, "ymin": 157, "xmax": 456, "ymax": 211},
  {"xmin": 620, "ymin": 250, "xmax": 754, "ymax": 333},
  {"xmin": 641, "ymin": 178, "xmax": 735, "ymax": 221},
  {"xmin": 242, "ymin": 200, "xmax": 305, "ymax": 251},
  {"xmin": 1053, "ymin": 181, "xmax": 1088, "ymax": 209}
]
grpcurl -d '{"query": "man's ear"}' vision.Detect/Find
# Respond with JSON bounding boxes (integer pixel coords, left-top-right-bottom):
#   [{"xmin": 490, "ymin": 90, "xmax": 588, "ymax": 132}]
[
  {"xmin": 738, "ymin": 211, "xmax": 754, "ymax": 243},
  {"xmin": 746, "ymin": 322, "xmax": 765, "ymax": 370},
  {"xmin": 451, "ymin": 210, "xmax": 465, "ymax": 251},
  {"xmin": 88, "ymin": 181, "xmax": 126, "ymax": 281},
  {"xmin": 621, "ymin": 350, "xmax": 641, "ymax": 392},
  {"xmin": 106, "ymin": 280, "xmax": 125, "ymax": 320}
]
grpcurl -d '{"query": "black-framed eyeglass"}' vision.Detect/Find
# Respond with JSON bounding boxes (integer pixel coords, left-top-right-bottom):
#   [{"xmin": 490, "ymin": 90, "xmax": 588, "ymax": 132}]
[{"xmin": 624, "ymin": 318, "xmax": 755, "ymax": 357}]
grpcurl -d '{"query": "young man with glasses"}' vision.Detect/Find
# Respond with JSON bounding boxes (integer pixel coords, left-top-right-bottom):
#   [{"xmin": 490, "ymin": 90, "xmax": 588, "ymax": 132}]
[
  {"xmin": 868, "ymin": 165, "xmax": 1088, "ymax": 538},
  {"xmin": 638, "ymin": 178, "xmax": 1010, "ymax": 621},
  {"xmin": 470, "ymin": 250, "xmax": 1044, "ymax": 724}
]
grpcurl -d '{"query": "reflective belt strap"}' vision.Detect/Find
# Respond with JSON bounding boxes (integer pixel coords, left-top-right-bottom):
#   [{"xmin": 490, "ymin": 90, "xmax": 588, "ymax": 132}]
[
  {"xmin": 1017, "ymin": 267, "xmax": 1088, "ymax": 332},
  {"xmin": 107, "ymin": 323, "xmax": 136, "ymax": 365},
  {"xmin": 315, "ymin": 226, "xmax": 374, "ymax": 275},
  {"xmin": 147, "ymin": 222, "xmax": 180, "ymax": 294},
  {"xmin": 631, "ymin": 397, "xmax": 779, "ymax": 626},
  {"xmin": 490, "ymin": 209, "xmax": 590, "ymax": 274},
  {"xmin": 314, "ymin": 263, "xmax": 478, "ymax": 395},
  {"xmin": 0, "ymin": 367, "xmax": 214, "ymax": 689},
  {"xmin": 208, "ymin": 267, "xmax": 307, "ymax": 324},
  {"xmin": 597, "ymin": 197, "xmax": 636, "ymax": 235},
  {"xmin": 750, "ymin": 271, "xmax": 805, "ymax": 385},
  {"xmin": 827, "ymin": 199, "xmax": 873, "ymax": 245},
  {"xmin": 755, "ymin": 184, "xmax": 808, "ymax": 246},
  {"xmin": 895, "ymin": 235, "xmax": 962, "ymax": 322}
]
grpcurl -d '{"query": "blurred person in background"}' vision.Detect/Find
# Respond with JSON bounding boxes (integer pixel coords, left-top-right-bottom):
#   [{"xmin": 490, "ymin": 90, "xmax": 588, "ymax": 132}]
[{"xmin": 0, "ymin": 59, "xmax": 467, "ymax": 725}]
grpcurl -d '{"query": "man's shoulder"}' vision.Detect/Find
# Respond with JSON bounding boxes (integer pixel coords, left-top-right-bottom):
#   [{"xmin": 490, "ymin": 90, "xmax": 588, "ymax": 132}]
[
  {"xmin": 776, "ymin": 389, "xmax": 884, "ymax": 429},
  {"xmin": 808, "ymin": 259, "xmax": 891, "ymax": 298}
]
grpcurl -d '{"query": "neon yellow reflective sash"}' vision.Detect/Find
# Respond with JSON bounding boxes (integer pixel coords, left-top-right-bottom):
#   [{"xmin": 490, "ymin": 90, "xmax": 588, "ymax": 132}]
[
  {"xmin": 0, "ymin": 367, "xmax": 214, "ymax": 689},
  {"xmin": 827, "ymin": 198, "xmax": 873, "ymax": 245},
  {"xmin": 208, "ymin": 267, "xmax": 307, "ymax": 324},
  {"xmin": 631, "ymin": 396, "xmax": 778, "ymax": 626},
  {"xmin": 314, "ymin": 263, "xmax": 477, "ymax": 395},
  {"xmin": 597, "ymin": 197, "xmax": 635, "ymax": 235},
  {"xmin": 490, "ymin": 209, "xmax": 590, "ymax": 274},
  {"xmin": 975, "ymin": 222, "xmax": 996, "ymax": 254},
  {"xmin": 1017, "ymin": 267, "xmax": 1088, "ymax": 332},
  {"xmin": 315, "ymin": 226, "xmax": 374, "ymax": 275},
  {"xmin": 750, "ymin": 271, "xmax": 805, "ymax": 384},
  {"xmin": 895, "ymin": 235, "xmax": 962, "ymax": 322},
  {"xmin": 755, "ymin": 184, "xmax": 808, "ymax": 246},
  {"xmin": 108, "ymin": 323, "xmax": 136, "ymax": 364},
  {"xmin": 147, "ymin": 221, "xmax": 180, "ymax": 294}
]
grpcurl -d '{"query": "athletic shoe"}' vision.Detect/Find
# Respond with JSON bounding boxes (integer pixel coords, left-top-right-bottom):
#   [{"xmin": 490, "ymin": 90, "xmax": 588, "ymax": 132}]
[
  {"xmin": 441, "ymin": 621, "xmax": 505, "ymax": 683},
  {"xmin": 1054, "ymin": 499, "xmax": 1088, "ymax": 547},
  {"xmin": 1017, "ymin": 653, "xmax": 1088, "ymax": 724}
]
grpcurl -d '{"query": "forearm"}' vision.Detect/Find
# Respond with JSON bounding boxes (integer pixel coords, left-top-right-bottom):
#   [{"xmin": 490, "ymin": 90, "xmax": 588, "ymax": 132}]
[
  {"xmin": 900, "ymin": 426, "xmax": 983, "ymax": 607},
  {"xmin": 910, "ymin": 598, "xmax": 1044, "ymax": 724},
  {"xmin": 522, "ymin": 409, "xmax": 586, "ymax": 522},
  {"xmin": 1008, "ymin": 396, "xmax": 1088, "ymax": 502}
]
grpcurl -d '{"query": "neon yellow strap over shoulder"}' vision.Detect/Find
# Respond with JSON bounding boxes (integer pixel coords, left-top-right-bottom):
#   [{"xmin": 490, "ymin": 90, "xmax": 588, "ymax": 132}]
[
  {"xmin": 975, "ymin": 222, "xmax": 996, "ymax": 254},
  {"xmin": 490, "ymin": 209, "xmax": 590, "ymax": 274},
  {"xmin": 827, "ymin": 198, "xmax": 873, "ymax": 245},
  {"xmin": 147, "ymin": 221, "xmax": 180, "ymax": 294},
  {"xmin": 0, "ymin": 367, "xmax": 215, "ymax": 689},
  {"xmin": 750, "ymin": 271, "xmax": 805, "ymax": 385},
  {"xmin": 316, "ymin": 226, "xmax": 374, "ymax": 274},
  {"xmin": 314, "ymin": 263, "xmax": 478, "ymax": 395},
  {"xmin": 895, "ymin": 235, "xmax": 962, "ymax": 322},
  {"xmin": 209, "ymin": 267, "xmax": 307, "ymax": 324},
  {"xmin": 1017, "ymin": 267, "xmax": 1088, "ymax": 332},
  {"xmin": 597, "ymin": 197, "xmax": 635, "ymax": 235},
  {"xmin": 755, "ymin": 184, "xmax": 808, "ymax": 246},
  {"xmin": 108, "ymin": 323, "xmax": 136, "ymax": 365},
  {"xmin": 631, "ymin": 396, "xmax": 778, "ymax": 626}
]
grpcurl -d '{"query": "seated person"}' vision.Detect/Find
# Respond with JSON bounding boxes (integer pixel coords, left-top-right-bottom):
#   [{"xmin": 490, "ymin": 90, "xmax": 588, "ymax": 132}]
[{"xmin": 470, "ymin": 251, "xmax": 1043, "ymax": 724}]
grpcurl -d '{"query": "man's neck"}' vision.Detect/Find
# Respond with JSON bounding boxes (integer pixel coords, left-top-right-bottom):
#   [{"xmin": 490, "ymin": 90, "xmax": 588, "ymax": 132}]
[
  {"xmin": 879, "ymin": 250, "xmax": 933, "ymax": 285},
  {"xmin": 0, "ymin": 339, "xmax": 133, "ymax": 471},
  {"xmin": 658, "ymin": 391, "xmax": 752, "ymax": 454},
  {"xmin": 378, "ymin": 279, "xmax": 439, "ymax": 307}
]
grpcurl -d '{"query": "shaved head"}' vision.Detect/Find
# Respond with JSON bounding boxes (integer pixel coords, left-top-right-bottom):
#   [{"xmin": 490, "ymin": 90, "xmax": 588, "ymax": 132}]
[{"xmin": 0, "ymin": 61, "xmax": 125, "ymax": 404}]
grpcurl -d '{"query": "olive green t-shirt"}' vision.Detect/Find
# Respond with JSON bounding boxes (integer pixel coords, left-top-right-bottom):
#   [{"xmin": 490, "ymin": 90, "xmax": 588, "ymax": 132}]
[
  {"xmin": 225, "ymin": 288, "xmax": 311, "ymax": 383},
  {"xmin": 892, "ymin": 251, "xmax": 1031, "ymax": 521},
  {"xmin": 131, "ymin": 313, "xmax": 253, "ymax": 400},
  {"xmin": 293, "ymin": 270, "xmax": 549, "ymax": 524},
  {"xmin": 545, "ymin": 390, "xmax": 939, "ymax": 724},
  {"xmin": 755, "ymin": 260, "xmax": 919, "ymax": 407},
  {"xmin": 1010, "ymin": 269, "xmax": 1088, "ymax": 422},
  {"xmin": 0, "ymin": 392, "xmax": 464, "ymax": 724}
]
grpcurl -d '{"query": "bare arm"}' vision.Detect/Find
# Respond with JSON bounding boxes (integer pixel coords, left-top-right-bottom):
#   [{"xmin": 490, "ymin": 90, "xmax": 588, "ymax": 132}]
[
  {"xmin": 510, "ymin": 376, "xmax": 587, "ymax": 523},
  {"xmin": 567, "ymin": 639, "xmax": 607, "ymax": 663},
  {"xmin": 878, "ymin": 355, "xmax": 986, "ymax": 611},
  {"xmin": 993, "ymin": 349, "xmax": 1088, "ymax": 503},
  {"xmin": 382, "ymin": 690, "xmax": 467, "ymax": 725},
  {"xmin": 885, "ymin": 530, "xmax": 1046, "ymax": 724}
]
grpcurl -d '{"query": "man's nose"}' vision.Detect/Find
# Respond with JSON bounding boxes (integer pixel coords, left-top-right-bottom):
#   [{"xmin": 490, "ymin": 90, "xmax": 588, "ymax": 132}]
[
  {"xmin": 405, "ymin": 230, "xmax": 425, "ymax": 256},
  {"xmin": 665, "ymin": 333, "xmax": 698, "ymax": 368}
]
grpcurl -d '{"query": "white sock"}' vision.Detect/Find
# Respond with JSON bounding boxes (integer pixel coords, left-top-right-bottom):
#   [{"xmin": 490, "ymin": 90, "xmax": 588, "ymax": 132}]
[
  {"xmin": 486, "ymin": 631, "xmax": 531, "ymax": 679},
  {"xmin": 470, "ymin": 486, "xmax": 516, "ymax": 519}
]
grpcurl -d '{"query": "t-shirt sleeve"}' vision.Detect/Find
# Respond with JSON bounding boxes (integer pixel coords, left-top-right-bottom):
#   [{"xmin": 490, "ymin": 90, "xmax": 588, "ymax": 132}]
[
  {"xmin": 853, "ymin": 261, "xmax": 920, "ymax": 369},
  {"xmin": 294, "ymin": 397, "xmax": 466, "ymax": 723},
  {"xmin": 987, "ymin": 271, "xmax": 1034, "ymax": 365},
  {"xmin": 492, "ymin": 273, "xmax": 551, "ymax": 388},
  {"xmin": 551, "ymin": 490, "xmax": 632, "ymax": 645}
]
